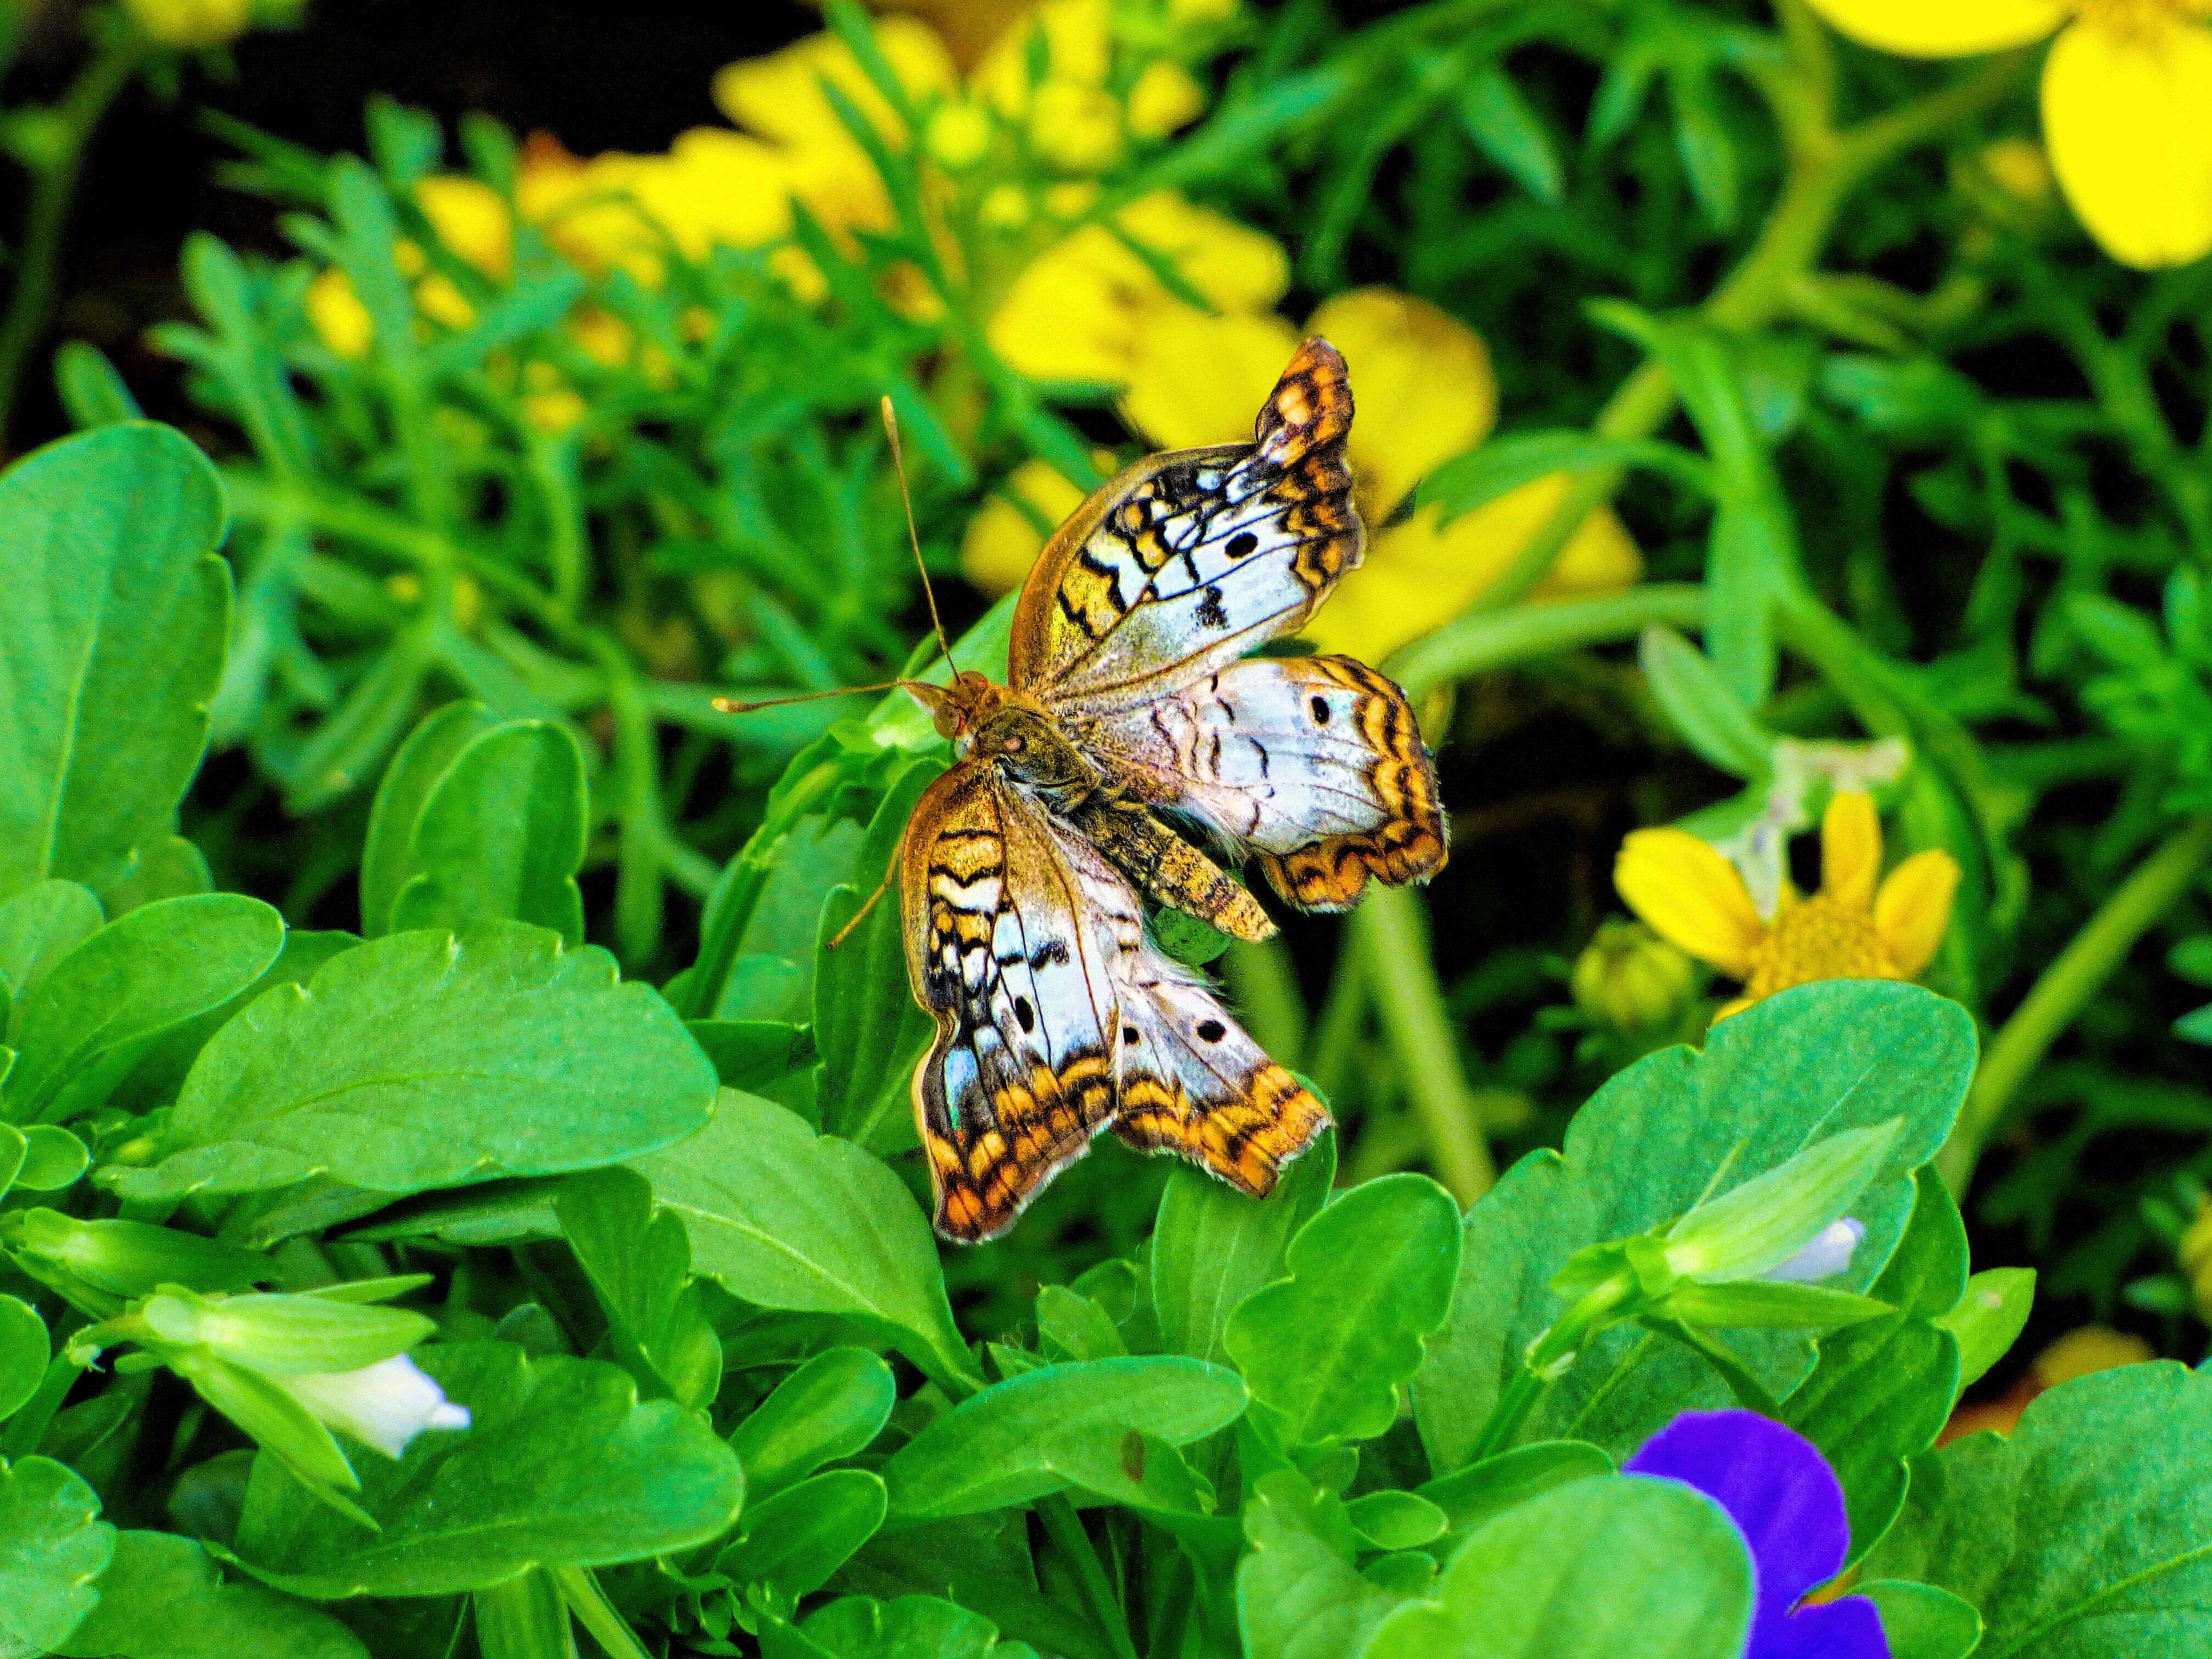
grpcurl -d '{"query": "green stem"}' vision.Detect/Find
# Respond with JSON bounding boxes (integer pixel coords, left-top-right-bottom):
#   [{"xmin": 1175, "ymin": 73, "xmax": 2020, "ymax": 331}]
[
  {"xmin": 1453, "ymin": 53, "xmax": 2032, "ymax": 619},
  {"xmin": 1388, "ymin": 583, "xmax": 1706, "ymax": 701},
  {"xmin": 0, "ymin": 40, "xmax": 142, "ymax": 448},
  {"xmin": 1467, "ymin": 1274, "xmax": 1633, "ymax": 1464},
  {"xmin": 1038, "ymin": 1496, "xmax": 1138, "ymax": 1659},
  {"xmin": 1350, "ymin": 885, "xmax": 1495, "ymax": 1206},
  {"xmin": 1937, "ymin": 815, "xmax": 2212, "ymax": 1195},
  {"xmin": 1222, "ymin": 935, "xmax": 1306, "ymax": 1062},
  {"xmin": 551, "ymin": 1567, "xmax": 651, "ymax": 1659}
]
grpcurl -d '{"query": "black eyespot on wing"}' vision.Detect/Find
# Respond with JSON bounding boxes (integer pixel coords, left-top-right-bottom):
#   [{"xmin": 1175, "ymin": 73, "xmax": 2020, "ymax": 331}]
[
  {"xmin": 1309, "ymin": 695, "xmax": 1330, "ymax": 725},
  {"xmin": 1195, "ymin": 586, "xmax": 1229, "ymax": 630},
  {"xmin": 1030, "ymin": 939, "xmax": 1071, "ymax": 969},
  {"xmin": 1196, "ymin": 1018, "xmax": 1226, "ymax": 1043},
  {"xmin": 1123, "ymin": 1025, "xmax": 1140, "ymax": 1044},
  {"xmin": 1225, "ymin": 531, "xmax": 1257, "ymax": 559},
  {"xmin": 1015, "ymin": 996, "xmax": 1036, "ymax": 1033}
]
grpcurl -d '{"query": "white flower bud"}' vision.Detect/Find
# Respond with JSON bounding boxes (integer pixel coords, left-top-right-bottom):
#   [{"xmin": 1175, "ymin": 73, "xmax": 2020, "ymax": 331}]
[
  {"xmin": 276, "ymin": 1355, "xmax": 472, "ymax": 1460},
  {"xmin": 1762, "ymin": 1217, "xmax": 1866, "ymax": 1284}
]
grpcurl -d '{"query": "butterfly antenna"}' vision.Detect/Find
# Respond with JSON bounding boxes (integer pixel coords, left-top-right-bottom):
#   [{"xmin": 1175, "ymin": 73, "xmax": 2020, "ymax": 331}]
[
  {"xmin": 882, "ymin": 395, "xmax": 958, "ymax": 675},
  {"xmin": 712, "ymin": 680, "xmax": 916, "ymax": 715}
]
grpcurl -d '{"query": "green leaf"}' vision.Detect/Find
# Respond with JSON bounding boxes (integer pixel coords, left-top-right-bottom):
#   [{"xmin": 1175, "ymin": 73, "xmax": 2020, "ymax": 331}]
[
  {"xmin": 0, "ymin": 1297, "xmax": 46, "ymax": 1423},
  {"xmin": 1638, "ymin": 626, "xmax": 1775, "ymax": 779},
  {"xmin": 1414, "ymin": 982, "xmax": 1976, "ymax": 1468},
  {"xmin": 1362, "ymin": 1474, "xmax": 1751, "ymax": 1657},
  {"xmin": 389, "ymin": 720, "xmax": 589, "ymax": 946},
  {"xmin": 1419, "ymin": 431, "xmax": 1709, "ymax": 523},
  {"xmin": 1226, "ymin": 1174, "xmax": 1461, "ymax": 1446},
  {"xmin": 812, "ymin": 761, "xmax": 935, "ymax": 1150},
  {"xmin": 0, "ymin": 881, "xmax": 103, "ymax": 1029},
  {"xmin": 1153, "ymin": 1129, "xmax": 1334, "ymax": 1367},
  {"xmin": 471, "ymin": 1570, "xmax": 575, "ymax": 1659},
  {"xmin": 284, "ymin": 636, "xmax": 436, "ymax": 815},
  {"xmin": 3, "ymin": 894, "xmax": 285, "ymax": 1123},
  {"xmin": 1415, "ymin": 1440, "xmax": 1614, "ymax": 1550},
  {"xmin": 56, "ymin": 1530, "xmax": 368, "ymax": 1659},
  {"xmin": 795, "ymin": 1595, "xmax": 1039, "ymax": 1659},
  {"xmin": 230, "ymin": 1344, "xmax": 744, "ymax": 1597},
  {"xmin": 107, "ymin": 922, "xmax": 717, "ymax": 1201},
  {"xmin": 1456, "ymin": 64, "xmax": 1564, "ymax": 202},
  {"xmin": 1866, "ymin": 1362, "xmax": 2212, "ymax": 1658},
  {"xmin": 728, "ymin": 1347, "xmax": 897, "ymax": 1503},
  {"xmin": 0, "ymin": 424, "xmax": 229, "ymax": 906},
  {"xmin": 1938, "ymin": 1268, "xmax": 2036, "ymax": 1391},
  {"xmin": 53, "ymin": 342, "xmax": 142, "ymax": 431},
  {"xmin": 361, "ymin": 702, "xmax": 500, "ymax": 937},
  {"xmin": 13, "ymin": 1125, "xmax": 87, "ymax": 1192},
  {"xmin": 554, "ymin": 1168, "xmax": 720, "ymax": 1408},
  {"xmin": 1782, "ymin": 1169, "xmax": 1969, "ymax": 1561},
  {"xmin": 0, "ymin": 1454, "xmax": 114, "ymax": 1659},
  {"xmin": 635, "ymin": 1092, "xmax": 975, "ymax": 1390},
  {"xmin": 1860, "ymin": 1580, "xmax": 1983, "ymax": 1659},
  {"xmin": 715, "ymin": 1468, "xmax": 886, "ymax": 1608},
  {"xmin": 98, "ymin": 835, "xmax": 214, "ymax": 914},
  {"xmin": 879, "ymin": 1356, "xmax": 1248, "ymax": 1521},
  {"xmin": 1236, "ymin": 1471, "xmax": 1409, "ymax": 1659}
]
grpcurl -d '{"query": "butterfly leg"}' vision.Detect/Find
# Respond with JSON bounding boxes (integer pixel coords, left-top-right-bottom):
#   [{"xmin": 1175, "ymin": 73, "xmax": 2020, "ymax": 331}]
[{"xmin": 828, "ymin": 844, "xmax": 900, "ymax": 950}]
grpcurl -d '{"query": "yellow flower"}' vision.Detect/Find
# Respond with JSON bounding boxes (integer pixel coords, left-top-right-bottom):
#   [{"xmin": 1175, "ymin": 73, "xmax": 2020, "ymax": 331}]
[
  {"xmin": 125, "ymin": 0, "xmax": 252, "ymax": 49},
  {"xmin": 306, "ymin": 175, "xmax": 513, "ymax": 357},
  {"xmin": 1099, "ymin": 287, "xmax": 1640, "ymax": 660},
  {"xmin": 1802, "ymin": 0, "xmax": 2212, "ymax": 268},
  {"xmin": 985, "ymin": 191, "xmax": 1288, "ymax": 387},
  {"xmin": 961, "ymin": 457, "xmax": 1094, "ymax": 591},
  {"xmin": 1615, "ymin": 791, "xmax": 1960, "ymax": 1021}
]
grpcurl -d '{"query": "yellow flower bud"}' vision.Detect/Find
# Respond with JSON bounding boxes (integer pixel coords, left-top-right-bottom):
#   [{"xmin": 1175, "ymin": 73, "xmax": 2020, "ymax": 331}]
[
  {"xmin": 306, "ymin": 269, "xmax": 373, "ymax": 359},
  {"xmin": 926, "ymin": 101, "xmax": 994, "ymax": 170},
  {"xmin": 1980, "ymin": 137, "xmax": 2055, "ymax": 209},
  {"xmin": 1027, "ymin": 80, "xmax": 1123, "ymax": 171},
  {"xmin": 1127, "ymin": 62, "xmax": 1205, "ymax": 140},
  {"xmin": 1571, "ymin": 920, "xmax": 1697, "ymax": 1035},
  {"xmin": 2181, "ymin": 1197, "xmax": 2212, "ymax": 1323},
  {"xmin": 125, "ymin": 0, "xmax": 252, "ymax": 49},
  {"xmin": 1167, "ymin": 0, "xmax": 1240, "ymax": 21},
  {"xmin": 978, "ymin": 184, "xmax": 1033, "ymax": 231}
]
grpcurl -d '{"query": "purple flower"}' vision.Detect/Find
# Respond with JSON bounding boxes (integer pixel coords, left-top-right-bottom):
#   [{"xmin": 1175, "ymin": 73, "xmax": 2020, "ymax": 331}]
[{"xmin": 1625, "ymin": 1410, "xmax": 1888, "ymax": 1659}]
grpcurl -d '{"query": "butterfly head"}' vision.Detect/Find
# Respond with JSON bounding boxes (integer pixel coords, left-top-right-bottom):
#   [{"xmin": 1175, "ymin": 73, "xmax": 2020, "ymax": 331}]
[{"xmin": 905, "ymin": 669, "xmax": 1002, "ymax": 742}]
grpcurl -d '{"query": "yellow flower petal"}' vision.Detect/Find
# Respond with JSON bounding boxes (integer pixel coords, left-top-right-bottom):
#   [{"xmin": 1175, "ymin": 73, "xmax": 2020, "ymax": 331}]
[
  {"xmin": 1797, "ymin": 0, "xmax": 2064, "ymax": 57},
  {"xmin": 1615, "ymin": 828, "xmax": 1766, "ymax": 978},
  {"xmin": 1305, "ymin": 288, "xmax": 1496, "ymax": 516},
  {"xmin": 1119, "ymin": 307, "xmax": 1300, "ymax": 450},
  {"xmin": 1873, "ymin": 848, "xmax": 1960, "ymax": 979},
  {"xmin": 987, "ymin": 194, "xmax": 1287, "ymax": 386},
  {"xmin": 712, "ymin": 18, "xmax": 956, "ymax": 150},
  {"xmin": 125, "ymin": 0, "xmax": 252, "ymax": 49},
  {"xmin": 972, "ymin": 0, "xmax": 1111, "ymax": 115},
  {"xmin": 860, "ymin": 0, "xmax": 1034, "ymax": 71},
  {"xmin": 961, "ymin": 458, "xmax": 1093, "ymax": 595},
  {"xmin": 1304, "ymin": 475, "xmax": 1639, "ymax": 662},
  {"xmin": 1129, "ymin": 62, "xmax": 1207, "ymax": 138},
  {"xmin": 1711, "ymin": 997, "xmax": 1754, "ymax": 1024},
  {"xmin": 1112, "ymin": 193, "xmax": 1290, "ymax": 315},
  {"xmin": 1820, "ymin": 791, "xmax": 1883, "ymax": 911},
  {"xmin": 415, "ymin": 175, "xmax": 513, "ymax": 278},
  {"xmin": 2041, "ymin": 15, "xmax": 2212, "ymax": 268}
]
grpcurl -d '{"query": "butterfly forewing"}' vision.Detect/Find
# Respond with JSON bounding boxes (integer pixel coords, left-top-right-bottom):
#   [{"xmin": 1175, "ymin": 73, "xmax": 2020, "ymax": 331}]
[
  {"xmin": 1008, "ymin": 337, "xmax": 1363, "ymax": 719},
  {"xmin": 901, "ymin": 761, "xmax": 1325, "ymax": 1242}
]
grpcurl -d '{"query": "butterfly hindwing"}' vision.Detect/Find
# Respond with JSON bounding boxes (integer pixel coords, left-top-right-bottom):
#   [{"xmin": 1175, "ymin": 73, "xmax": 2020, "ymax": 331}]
[
  {"xmin": 901, "ymin": 762, "xmax": 1328, "ymax": 1241},
  {"xmin": 1007, "ymin": 337, "xmax": 1362, "ymax": 719},
  {"xmin": 1083, "ymin": 653, "xmax": 1448, "ymax": 911}
]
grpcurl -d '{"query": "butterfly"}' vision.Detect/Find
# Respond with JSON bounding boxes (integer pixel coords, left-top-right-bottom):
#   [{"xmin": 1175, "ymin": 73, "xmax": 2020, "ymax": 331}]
[{"xmin": 891, "ymin": 338, "xmax": 1449, "ymax": 1241}]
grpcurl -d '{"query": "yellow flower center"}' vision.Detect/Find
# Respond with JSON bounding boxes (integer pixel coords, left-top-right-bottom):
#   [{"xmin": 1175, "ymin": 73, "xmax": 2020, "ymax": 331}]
[{"xmin": 1739, "ymin": 891, "xmax": 1898, "ymax": 1002}]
